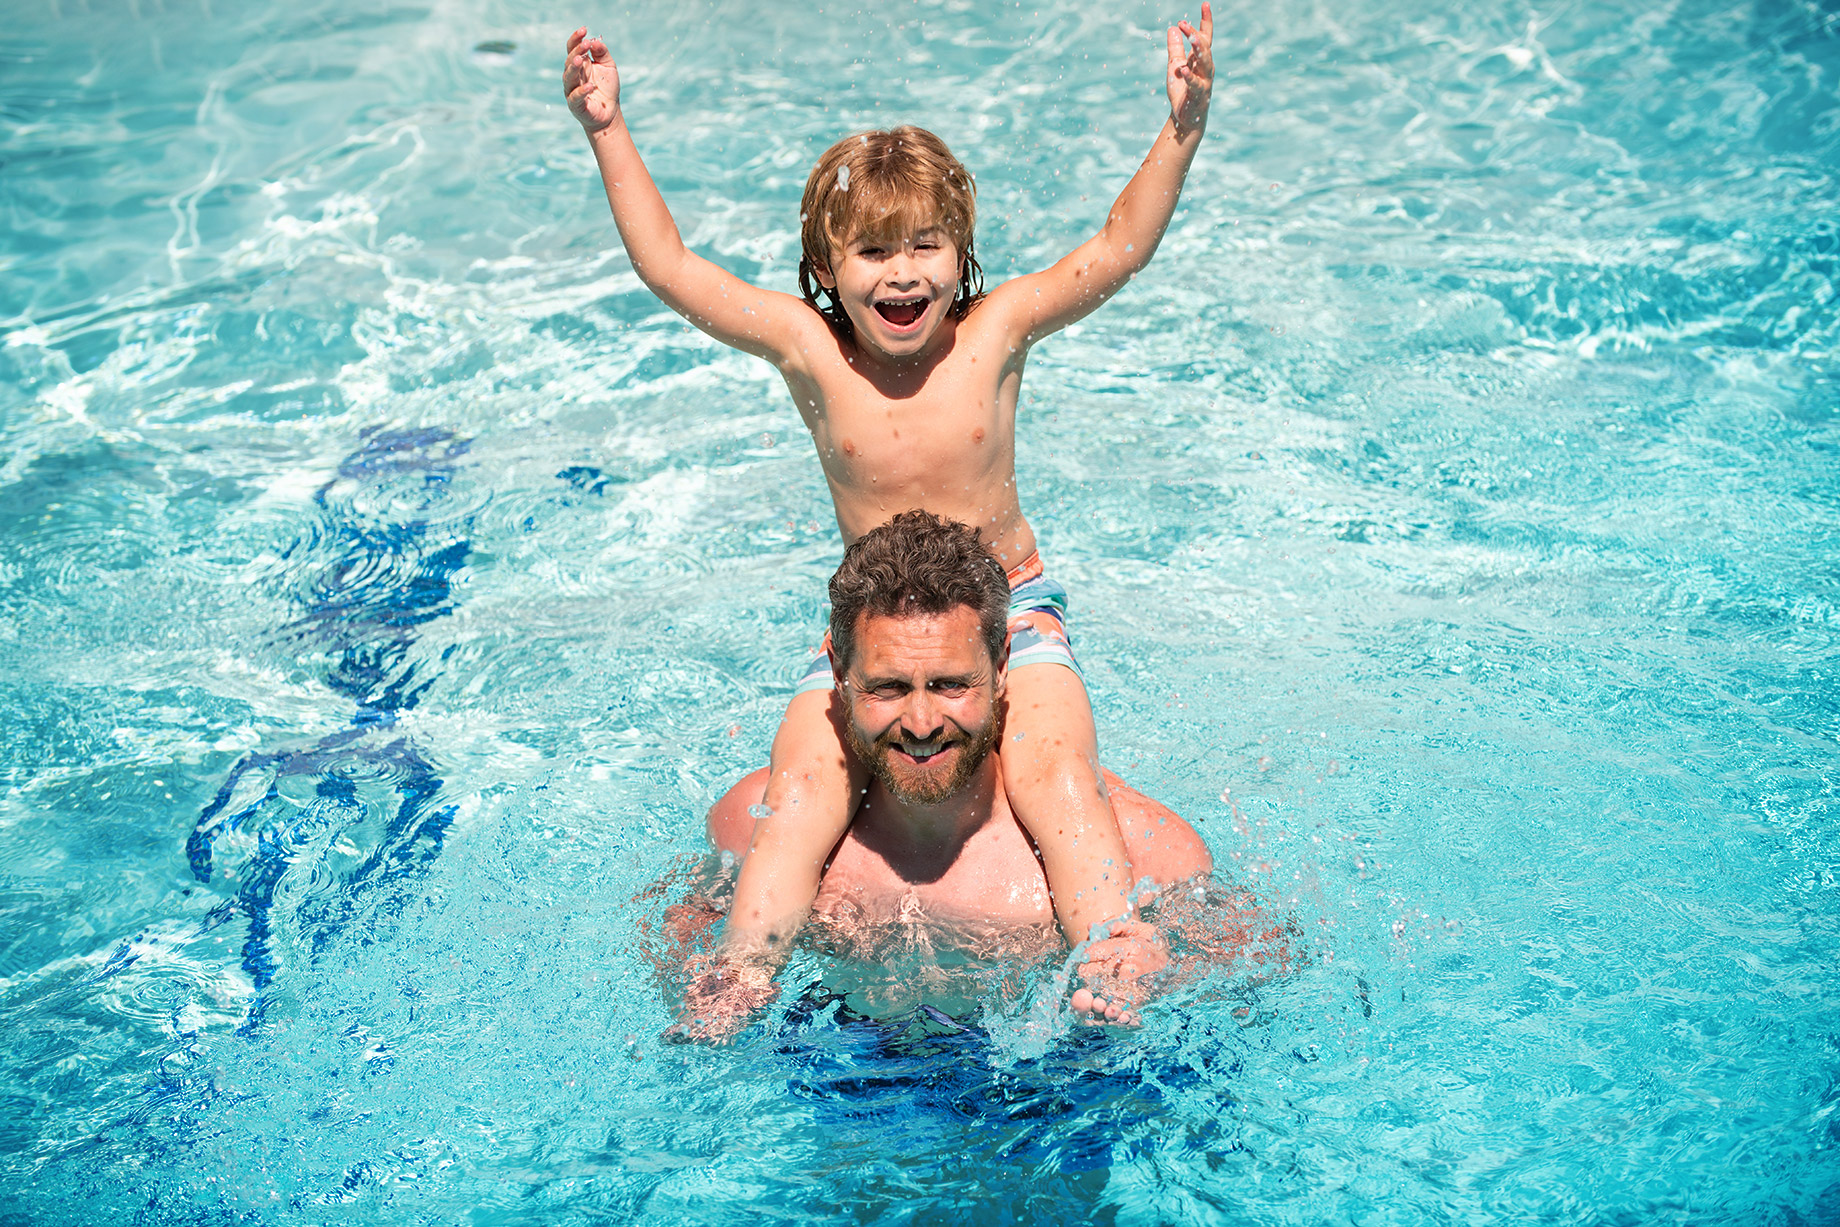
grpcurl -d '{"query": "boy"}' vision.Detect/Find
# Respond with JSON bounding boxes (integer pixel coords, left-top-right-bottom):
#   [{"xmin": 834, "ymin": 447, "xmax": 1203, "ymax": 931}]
[{"xmin": 563, "ymin": 7, "xmax": 1214, "ymax": 1037}]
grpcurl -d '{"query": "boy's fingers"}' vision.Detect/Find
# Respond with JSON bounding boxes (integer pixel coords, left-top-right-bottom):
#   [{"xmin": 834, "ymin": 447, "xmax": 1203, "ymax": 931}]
[
  {"xmin": 1200, "ymin": 2, "xmax": 1213, "ymax": 41},
  {"xmin": 1166, "ymin": 24, "xmax": 1183, "ymax": 66}
]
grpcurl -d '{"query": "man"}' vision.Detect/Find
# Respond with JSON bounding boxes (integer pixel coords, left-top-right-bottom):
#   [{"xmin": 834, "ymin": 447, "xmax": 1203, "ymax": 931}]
[{"xmin": 676, "ymin": 511, "xmax": 1212, "ymax": 1039}]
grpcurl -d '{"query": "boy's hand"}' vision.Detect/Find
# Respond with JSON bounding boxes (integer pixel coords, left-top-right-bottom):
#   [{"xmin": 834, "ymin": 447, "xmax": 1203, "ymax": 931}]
[
  {"xmin": 1165, "ymin": 3, "xmax": 1215, "ymax": 137},
  {"xmin": 563, "ymin": 27, "xmax": 622, "ymax": 135}
]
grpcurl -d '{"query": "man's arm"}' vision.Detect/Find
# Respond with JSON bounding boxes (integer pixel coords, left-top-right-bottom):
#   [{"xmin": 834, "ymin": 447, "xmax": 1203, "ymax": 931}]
[
  {"xmin": 562, "ymin": 29, "xmax": 822, "ymax": 366},
  {"xmin": 983, "ymin": 5, "xmax": 1215, "ymax": 347}
]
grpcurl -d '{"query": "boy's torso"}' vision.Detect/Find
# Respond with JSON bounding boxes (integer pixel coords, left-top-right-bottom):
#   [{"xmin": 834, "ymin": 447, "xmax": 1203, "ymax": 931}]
[{"xmin": 778, "ymin": 304, "xmax": 1040, "ymax": 569}]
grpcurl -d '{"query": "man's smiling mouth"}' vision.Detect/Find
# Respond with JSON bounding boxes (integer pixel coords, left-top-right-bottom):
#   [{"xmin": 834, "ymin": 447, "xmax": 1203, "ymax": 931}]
[
  {"xmin": 873, "ymin": 296, "xmax": 928, "ymax": 328},
  {"xmin": 893, "ymin": 738, "xmax": 952, "ymax": 764}
]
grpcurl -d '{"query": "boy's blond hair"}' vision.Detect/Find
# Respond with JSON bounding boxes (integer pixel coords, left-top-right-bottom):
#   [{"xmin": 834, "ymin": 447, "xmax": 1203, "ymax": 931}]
[{"xmin": 797, "ymin": 126, "xmax": 985, "ymax": 335}]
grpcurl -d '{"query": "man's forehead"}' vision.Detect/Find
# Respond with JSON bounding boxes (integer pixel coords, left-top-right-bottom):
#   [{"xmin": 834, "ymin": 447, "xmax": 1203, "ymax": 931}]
[{"xmin": 850, "ymin": 607, "xmax": 993, "ymax": 675}]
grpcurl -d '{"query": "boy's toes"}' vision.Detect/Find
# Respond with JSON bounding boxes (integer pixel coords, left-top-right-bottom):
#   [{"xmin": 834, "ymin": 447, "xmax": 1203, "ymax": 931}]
[{"xmin": 1072, "ymin": 987, "xmax": 1144, "ymax": 1027}]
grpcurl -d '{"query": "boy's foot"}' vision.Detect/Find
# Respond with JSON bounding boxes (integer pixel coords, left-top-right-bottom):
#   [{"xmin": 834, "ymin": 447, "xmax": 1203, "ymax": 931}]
[
  {"xmin": 665, "ymin": 958, "xmax": 780, "ymax": 1044},
  {"xmin": 1070, "ymin": 987, "xmax": 1142, "ymax": 1026},
  {"xmin": 1072, "ymin": 918, "xmax": 1166, "ymax": 1027}
]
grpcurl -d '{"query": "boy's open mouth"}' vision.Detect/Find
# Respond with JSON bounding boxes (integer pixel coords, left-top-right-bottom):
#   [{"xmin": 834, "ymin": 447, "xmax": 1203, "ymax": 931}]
[{"xmin": 873, "ymin": 297, "xmax": 928, "ymax": 328}]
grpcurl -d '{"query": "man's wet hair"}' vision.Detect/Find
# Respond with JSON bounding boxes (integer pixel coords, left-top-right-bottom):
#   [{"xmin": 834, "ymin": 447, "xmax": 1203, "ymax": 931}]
[{"xmin": 829, "ymin": 510, "xmax": 1010, "ymax": 676}]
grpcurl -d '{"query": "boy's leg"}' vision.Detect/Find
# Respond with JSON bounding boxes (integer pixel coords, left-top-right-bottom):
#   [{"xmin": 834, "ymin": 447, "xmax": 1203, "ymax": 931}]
[
  {"xmin": 999, "ymin": 663, "xmax": 1136, "ymax": 939},
  {"xmin": 1000, "ymin": 664, "xmax": 1171, "ymax": 1023},
  {"xmin": 676, "ymin": 686, "xmax": 866, "ymax": 1042},
  {"xmin": 722, "ymin": 685, "xmax": 868, "ymax": 960}
]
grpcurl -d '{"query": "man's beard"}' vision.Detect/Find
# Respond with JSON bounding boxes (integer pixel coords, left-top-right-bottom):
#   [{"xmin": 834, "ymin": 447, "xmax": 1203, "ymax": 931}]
[{"xmin": 846, "ymin": 714, "xmax": 1001, "ymax": 806}]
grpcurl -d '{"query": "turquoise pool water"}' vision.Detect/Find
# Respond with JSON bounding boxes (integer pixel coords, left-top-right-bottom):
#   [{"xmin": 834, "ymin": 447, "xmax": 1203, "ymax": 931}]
[{"xmin": 3, "ymin": 0, "xmax": 1837, "ymax": 1221}]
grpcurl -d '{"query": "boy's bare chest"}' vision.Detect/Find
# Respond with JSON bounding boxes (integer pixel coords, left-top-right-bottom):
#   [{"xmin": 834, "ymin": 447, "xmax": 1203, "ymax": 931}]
[{"xmin": 784, "ymin": 345, "xmax": 1021, "ymax": 478}]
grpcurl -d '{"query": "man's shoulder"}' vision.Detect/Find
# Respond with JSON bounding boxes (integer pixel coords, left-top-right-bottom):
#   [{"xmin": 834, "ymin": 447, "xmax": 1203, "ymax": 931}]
[
  {"xmin": 1105, "ymin": 772, "xmax": 1213, "ymax": 885},
  {"xmin": 705, "ymin": 767, "xmax": 769, "ymax": 860}
]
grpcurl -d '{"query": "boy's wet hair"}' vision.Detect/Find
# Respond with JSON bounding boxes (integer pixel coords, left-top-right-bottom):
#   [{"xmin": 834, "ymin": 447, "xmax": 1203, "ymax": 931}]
[
  {"xmin": 828, "ymin": 510, "xmax": 1010, "ymax": 677},
  {"xmin": 798, "ymin": 127, "xmax": 986, "ymax": 335}
]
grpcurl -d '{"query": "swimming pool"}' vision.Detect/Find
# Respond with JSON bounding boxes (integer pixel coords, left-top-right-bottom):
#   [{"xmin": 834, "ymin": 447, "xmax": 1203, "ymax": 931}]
[{"xmin": 2, "ymin": 0, "xmax": 1835, "ymax": 1220}]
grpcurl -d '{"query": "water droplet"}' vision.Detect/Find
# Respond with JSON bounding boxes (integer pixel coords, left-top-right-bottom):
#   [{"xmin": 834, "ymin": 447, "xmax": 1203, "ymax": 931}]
[
  {"xmin": 748, "ymin": 804, "xmax": 773, "ymax": 821},
  {"xmin": 837, "ymin": 165, "xmax": 851, "ymax": 191}
]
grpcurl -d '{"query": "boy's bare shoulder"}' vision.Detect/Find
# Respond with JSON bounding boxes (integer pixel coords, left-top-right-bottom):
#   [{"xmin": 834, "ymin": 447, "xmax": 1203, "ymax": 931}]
[
  {"xmin": 937, "ymin": 288, "xmax": 1033, "ymax": 366},
  {"xmin": 749, "ymin": 292, "xmax": 851, "ymax": 375}
]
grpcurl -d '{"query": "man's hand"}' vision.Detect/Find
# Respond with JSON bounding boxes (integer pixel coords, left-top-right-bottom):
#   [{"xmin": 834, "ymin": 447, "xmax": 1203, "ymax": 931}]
[
  {"xmin": 563, "ymin": 27, "xmax": 622, "ymax": 135},
  {"xmin": 1071, "ymin": 919, "xmax": 1168, "ymax": 1027},
  {"xmin": 1165, "ymin": 4, "xmax": 1215, "ymax": 138},
  {"xmin": 665, "ymin": 956, "xmax": 780, "ymax": 1044}
]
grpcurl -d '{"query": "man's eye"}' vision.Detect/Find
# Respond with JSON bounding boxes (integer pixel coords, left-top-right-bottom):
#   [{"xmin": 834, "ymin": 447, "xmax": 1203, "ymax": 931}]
[
  {"xmin": 931, "ymin": 682, "xmax": 969, "ymax": 696},
  {"xmin": 871, "ymin": 684, "xmax": 905, "ymax": 699}
]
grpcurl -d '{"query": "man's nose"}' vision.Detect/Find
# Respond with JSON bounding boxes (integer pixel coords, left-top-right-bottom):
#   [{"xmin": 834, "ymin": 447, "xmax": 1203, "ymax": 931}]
[{"xmin": 898, "ymin": 690, "xmax": 944, "ymax": 738}]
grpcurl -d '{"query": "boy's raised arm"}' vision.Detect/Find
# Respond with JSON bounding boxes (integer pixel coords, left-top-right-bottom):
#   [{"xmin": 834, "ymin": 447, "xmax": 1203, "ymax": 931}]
[
  {"xmin": 989, "ymin": 5, "xmax": 1215, "ymax": 346},
  {"xmin": 563, "ymin": 30, "xmax": 817, "ymax": 365}
]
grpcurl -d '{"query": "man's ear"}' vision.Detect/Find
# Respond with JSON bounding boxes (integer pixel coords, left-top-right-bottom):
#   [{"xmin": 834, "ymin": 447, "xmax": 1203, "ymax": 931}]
[{"xmin": 995, "ymin": 630, "xmax": 1011, "ymax": 696}]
